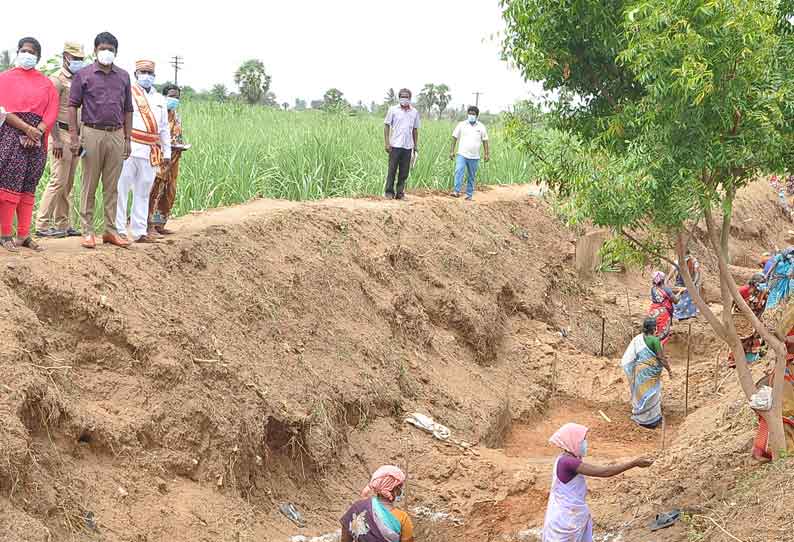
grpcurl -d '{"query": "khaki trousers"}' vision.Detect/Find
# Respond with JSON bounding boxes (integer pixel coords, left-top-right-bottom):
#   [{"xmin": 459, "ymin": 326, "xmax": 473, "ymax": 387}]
[
  {"xmin": 80, "ymin": 126, "xmax": 124, "ymax": 235},
  {"xmin": 36, "ymin": 130, "xmax": 79, "ymax": 231}
]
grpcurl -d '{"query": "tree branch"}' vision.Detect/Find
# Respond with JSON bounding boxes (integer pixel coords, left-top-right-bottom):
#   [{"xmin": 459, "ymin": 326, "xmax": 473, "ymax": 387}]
[
  {"xmin": 703, "ymin": 206, "xmax": 776, "ymax": 402},
  {"xmin": 620, "ymin": 229, "xmax": 677, "ymax": 267},
  {"xmin": 674, "ymin": 233, "xmax": 728, "ymax": 342}
]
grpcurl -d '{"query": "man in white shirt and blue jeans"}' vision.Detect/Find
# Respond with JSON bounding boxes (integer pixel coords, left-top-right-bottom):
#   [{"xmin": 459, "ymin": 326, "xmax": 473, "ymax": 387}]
[
  {"xmin": 449, "ymin": 105, "xmax": 489, "ymax": 200},
  {"xmin": 383, "ymin": 88, "xmax": 420, "ymax": 200}
]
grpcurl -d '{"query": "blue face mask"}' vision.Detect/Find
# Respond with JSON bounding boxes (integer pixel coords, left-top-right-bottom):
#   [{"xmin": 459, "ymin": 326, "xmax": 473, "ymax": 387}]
[
  {"xmin": 137, "ymin": 74, "xmax": 155, "ymax": 89},
  {"xmin": 68, "ymin": 60, "xmax": 86, "ymax": 73},
  {"xmin": 468, "ymin": 114, "xmax": 477, "ymax": 124},
  {"xmin": 16, "ymin": 52, "xmax": 37, "ymax": 70},
  {"xmin": 579, "ymin": 439, "xmax": 588, "ymax": 457},
  {"xmin": 166, "ymin": 97, "xmax": 180, "ymax": 111}
]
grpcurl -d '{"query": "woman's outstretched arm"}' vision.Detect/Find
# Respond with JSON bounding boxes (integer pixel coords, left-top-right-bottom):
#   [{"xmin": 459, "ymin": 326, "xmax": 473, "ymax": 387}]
[{"xmin": 577, "ymin": 457, "xmax": 653, "ymax": 478}]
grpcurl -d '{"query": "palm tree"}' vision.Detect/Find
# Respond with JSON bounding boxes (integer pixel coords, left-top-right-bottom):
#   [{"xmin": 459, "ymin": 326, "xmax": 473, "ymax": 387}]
[
  {"xmin": 436, "ymin": 84, "xmax": 452, "ymax": 119},
  {"xmin": 417, "ymin": 83, "xmax": 438, "ymax": 114},
  {"xmin": 384, "ymin": 88, "xmax": 397, "ymax": 106}
]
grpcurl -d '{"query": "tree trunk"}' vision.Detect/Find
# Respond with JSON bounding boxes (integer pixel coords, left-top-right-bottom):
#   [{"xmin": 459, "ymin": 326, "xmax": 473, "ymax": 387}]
[
  {"xmin": 673, "ymin": 194, "xmax": 788, "ymax": 458},
  {"xmin": 703, "ymin": 202, "xmax": 788, "ymax": 458}
]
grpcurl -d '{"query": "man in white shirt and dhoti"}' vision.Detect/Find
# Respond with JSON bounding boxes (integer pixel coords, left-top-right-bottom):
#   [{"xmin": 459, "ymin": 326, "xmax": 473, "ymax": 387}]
[{"xmin": 116, "ymin": 59, "xmax": 170, "ymax": 242}]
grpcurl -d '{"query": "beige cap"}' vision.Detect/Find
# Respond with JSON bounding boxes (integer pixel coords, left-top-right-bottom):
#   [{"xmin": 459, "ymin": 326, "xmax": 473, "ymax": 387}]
[
  {"xmin": 63, "ymin": 42, "xmax": 85, "ymax": 57},
  {"xmin": 135, "ymin": 59, "xmax": 155, "ymax": 72}
]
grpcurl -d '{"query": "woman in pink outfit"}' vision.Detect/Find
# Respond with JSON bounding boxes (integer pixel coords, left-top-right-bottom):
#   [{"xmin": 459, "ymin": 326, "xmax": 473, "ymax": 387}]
[{"xmin": 542, "ymin": 423, "xmax": 653, "ymax": 542}]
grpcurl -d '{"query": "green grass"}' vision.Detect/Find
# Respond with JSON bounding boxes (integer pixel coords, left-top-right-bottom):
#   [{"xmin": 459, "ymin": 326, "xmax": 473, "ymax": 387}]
[{"xmin": 35, "ymin": 102, "xmax": 537, "ymax": 228}]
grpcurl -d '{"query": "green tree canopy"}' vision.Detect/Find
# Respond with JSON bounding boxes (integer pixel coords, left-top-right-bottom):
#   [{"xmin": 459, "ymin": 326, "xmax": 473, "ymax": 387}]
[
  {"xmin": 322, "ymin": 88, "xmax": 349, "ymax": 112},
  {"xmin": 502, "ymin": 0, "xmax": 794, "ymax": 456},
  {"xmin": 211, "ymin": 84, "xmax": 228, "ymax": 103},
  {"xmin": 234, "ymin": 59, "xmax": 272, "ymax": 105}
]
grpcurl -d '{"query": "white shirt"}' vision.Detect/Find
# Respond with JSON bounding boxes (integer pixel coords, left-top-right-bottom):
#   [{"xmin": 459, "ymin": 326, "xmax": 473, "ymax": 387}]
[
  {"xmin": 452, "ymin": 120, "xmax": 489, "ymax": 160},
  {"xmin": 129, "ymin": 85, "xmax": 171, "ymax": 160},
  {"xmin": 384, "ymin": 105, "xmax": 421, "ymax": 150}
]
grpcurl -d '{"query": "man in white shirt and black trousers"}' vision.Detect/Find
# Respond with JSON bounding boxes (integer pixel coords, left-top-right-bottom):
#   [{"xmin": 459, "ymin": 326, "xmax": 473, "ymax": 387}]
[
  {"xmin": 383, "ymin": 88, "xmax": 420, "ymax": 200},
  {"xmin": 449, "ymin": 105, "xmax": 489, "ymax": 201}
]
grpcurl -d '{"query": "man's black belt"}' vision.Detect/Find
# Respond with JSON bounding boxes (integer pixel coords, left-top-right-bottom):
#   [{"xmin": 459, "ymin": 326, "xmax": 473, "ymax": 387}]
[{"xmin": 84, "ymin": 123, "xmax": 121, "ymax": 132}]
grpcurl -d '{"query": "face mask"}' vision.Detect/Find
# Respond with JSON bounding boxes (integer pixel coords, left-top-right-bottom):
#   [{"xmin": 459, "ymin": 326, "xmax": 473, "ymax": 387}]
[
  {"xmin": 16, "ymin": 52, "xmax": 37, "ymax": 70},
  {"xmin": 166, "ymin": 97, "xmax": 180, "ymax": 111},
  {"xmin": 399, "ymin": 98, "xmax": 410, "ymax": 107},
  {"xmin": 468, "ymin": 114, "xmax": 477, "ymax": 124},
  {"xmin": 137, "ymin": 74, "xmax": 155, "ymax": 89},
  {"xmin": 68, "ymin": 60, "xmax": 86, "ymax": 73},
  {"xmin": 579, "ymin": 440, "xmax": 588, "ymax": 457},
  {"xmin": 96, "ymin": 50, "xmax": 115, "ymax": 66}
]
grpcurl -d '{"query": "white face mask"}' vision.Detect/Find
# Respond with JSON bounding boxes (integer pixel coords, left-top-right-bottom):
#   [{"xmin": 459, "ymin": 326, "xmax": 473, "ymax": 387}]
[
  {"xmin": 137, "ymin": 74, "xmax": 155, "ymax": 89},
  {"xmin": 16, "ymin": 52, "xmax": 37, "ymax": 70},
  {"xmin": 399, "ymin": 97, "xmax": 410, "ymax": 107},
  {"xmin": 579, "ymin": 440, "xmax": 588, "ymax": 457},
  {"xmin": 96, "ymin": 50, "xmax": 116, "ymax": 66},
  {"xmin": 468, "ymin": 114, "xmax": 477, "ymax": 124}
]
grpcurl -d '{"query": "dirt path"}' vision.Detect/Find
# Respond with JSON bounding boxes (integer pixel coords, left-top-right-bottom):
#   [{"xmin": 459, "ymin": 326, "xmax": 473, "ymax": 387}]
[{"xmin": 0, "ymin": 184, "xmax": 535, "ymax": 259}]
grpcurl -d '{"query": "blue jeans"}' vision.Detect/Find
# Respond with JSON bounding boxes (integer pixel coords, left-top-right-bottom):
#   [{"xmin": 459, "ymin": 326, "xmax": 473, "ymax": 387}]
[{"xmin": 453, "ymin": 155, "xmax": 480, "ymax": 198}]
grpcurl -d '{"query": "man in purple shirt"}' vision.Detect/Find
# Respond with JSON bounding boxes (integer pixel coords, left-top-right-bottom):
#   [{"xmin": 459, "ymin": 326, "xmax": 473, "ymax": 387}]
[{"xmin": 68, "ymin": 31, "xmax": 133, "ymax": 249}]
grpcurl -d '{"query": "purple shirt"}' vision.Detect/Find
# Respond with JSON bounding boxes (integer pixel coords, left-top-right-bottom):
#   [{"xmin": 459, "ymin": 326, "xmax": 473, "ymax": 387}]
[
  {"xmin": 69, "ymin": 62, "xmax": 133, "ymax": 127},
  {"xmin": 556, "ymin": 454, "xmax": 582, "ymax": 484}
]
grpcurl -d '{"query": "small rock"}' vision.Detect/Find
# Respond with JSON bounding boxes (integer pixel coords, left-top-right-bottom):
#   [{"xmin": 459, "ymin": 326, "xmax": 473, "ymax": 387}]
[
  {"xmin": 256, "ymin": 455, "xmax": 263, "ymax": 466},
  {"xmin": 216, "ymin": 474, "xmax": 224, "ymax": 487},
  {"xmin": 99, "ymin": 295, "xmax": 109, "ymax": 307},
  {"xmin": 155, "ymin": 477, "xmax": 168, "ymax": 494},
  {"xmin": 118, "ymin": 486, "xmax": 128, "ymax": 498}
]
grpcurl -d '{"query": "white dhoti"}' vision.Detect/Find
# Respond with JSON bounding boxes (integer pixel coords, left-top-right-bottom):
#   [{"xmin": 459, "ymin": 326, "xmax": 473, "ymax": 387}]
[{"xmin": 116, "ymin": 156, "xmax": 156, "ymax": 239}]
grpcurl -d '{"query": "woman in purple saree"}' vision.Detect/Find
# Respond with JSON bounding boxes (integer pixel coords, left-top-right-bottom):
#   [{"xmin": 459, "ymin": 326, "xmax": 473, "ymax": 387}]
[{"xmin": 542, "ymin": 423, "xmax": 654, "ymax": 541}]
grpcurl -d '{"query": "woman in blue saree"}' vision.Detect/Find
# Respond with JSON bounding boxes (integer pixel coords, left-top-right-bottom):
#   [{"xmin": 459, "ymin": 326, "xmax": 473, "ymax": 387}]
[
  {"xmin": 621, "ymin": 318, "xmax": 673, "ymax": 428},
  {"xmin": 766, "ymin": 248, "xmax": 794, "ymax": 311},
  {"xmin": 672, "ymin": 253, "xmax": 701, "ymax": 321}
]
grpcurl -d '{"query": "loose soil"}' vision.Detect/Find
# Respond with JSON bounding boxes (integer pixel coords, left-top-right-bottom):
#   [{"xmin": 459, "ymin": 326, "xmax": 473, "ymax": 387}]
[{"xmin": 0, "ymin": 181, "xmax": 791, "ymax": 542}]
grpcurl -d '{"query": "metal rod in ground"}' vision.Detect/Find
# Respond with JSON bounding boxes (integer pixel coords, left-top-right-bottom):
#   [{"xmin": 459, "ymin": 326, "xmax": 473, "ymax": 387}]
[
  {"xmin": 661, "ymin": 416, "xmax": 666, "ymax": 450},
  {"xmin": 625, "ymin": 289, "xmax": 632, "ymax": 319},
  {"xmin": 685, "ymin": 323, "xmax": 692, "ymax": 416},
  {"xmin": 714, "ymin": 351, "xmax": 722, "ymax": 391},
  {"xmin": 600, "ymin": 317, "xmax": 606, "ymax": 357}
]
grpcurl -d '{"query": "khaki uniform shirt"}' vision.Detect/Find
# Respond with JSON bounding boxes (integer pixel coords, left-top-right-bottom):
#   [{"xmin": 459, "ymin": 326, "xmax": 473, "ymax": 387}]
[{"xmin": 50, "ymin": 68, "xmax": 80, "ymax": 145}]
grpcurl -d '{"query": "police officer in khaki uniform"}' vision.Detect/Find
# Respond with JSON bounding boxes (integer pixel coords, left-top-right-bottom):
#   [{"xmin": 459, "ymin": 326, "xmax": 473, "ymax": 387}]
[{"xmin": 35, "ymin": 41, "xmax": 86, "ymax": 238}]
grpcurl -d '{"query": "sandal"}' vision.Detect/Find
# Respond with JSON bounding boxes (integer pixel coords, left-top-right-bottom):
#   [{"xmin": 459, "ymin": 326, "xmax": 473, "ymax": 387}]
[
  {"xmin": 1, "ymin": 237, "xmax": 18, "ymax": 252},
  {"xmin": 17, "ymin": 237, "xmax": 44, "ymax": 252},
  {"xmin": 649, "ymin": 509, "xmax": 680, "ymax": 531}
]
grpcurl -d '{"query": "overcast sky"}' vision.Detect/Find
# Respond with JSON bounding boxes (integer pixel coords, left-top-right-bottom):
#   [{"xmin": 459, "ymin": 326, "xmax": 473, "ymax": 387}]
[{"xmin": 7, "ymin": 0, "xmax": 542, "ymax": 112}]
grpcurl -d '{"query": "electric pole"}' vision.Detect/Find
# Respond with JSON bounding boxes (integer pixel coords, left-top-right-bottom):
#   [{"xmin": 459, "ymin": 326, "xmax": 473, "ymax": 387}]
[
  {"xmin": 473, "ymin": 91, "xmax": 484, "ymax": 108},
  {"xmin": 170, "ymin": 55, "xmax": 183, "ymax": 86}
]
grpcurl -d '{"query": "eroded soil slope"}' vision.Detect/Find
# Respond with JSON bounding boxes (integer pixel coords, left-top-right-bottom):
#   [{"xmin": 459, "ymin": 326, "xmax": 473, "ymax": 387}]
[{"xmin": 0, "ymin": 181, "xmax": 790, "ymax": 542}]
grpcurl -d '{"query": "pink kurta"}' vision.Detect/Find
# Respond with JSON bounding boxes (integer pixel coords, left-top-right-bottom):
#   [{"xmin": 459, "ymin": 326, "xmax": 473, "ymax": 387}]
[{"xmin": 542, "ymin": 456, "xmax": 593, "ymax": 542}]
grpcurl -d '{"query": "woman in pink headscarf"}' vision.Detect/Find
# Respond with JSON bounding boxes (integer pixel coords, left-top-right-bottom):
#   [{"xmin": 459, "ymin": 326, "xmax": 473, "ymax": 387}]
[
  {"xmin": 542, "ymin": 423, "xmax": 653, "ymax": 542},
  {"xmin": 647, "ymin": 270, "xmax": 679, "ymax": 344},
  {"xmin": 341, "ymin": 465, "xmax": 414, "ymax": 542}
]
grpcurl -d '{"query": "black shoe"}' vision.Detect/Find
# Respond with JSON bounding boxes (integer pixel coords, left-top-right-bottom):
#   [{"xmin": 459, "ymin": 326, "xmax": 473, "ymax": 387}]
[
  {"xmin": 66, "ymin": 227, "xmax": 81, "ymax": 237},
  {"xmin": 396, "ymin": 193, "xmax": 406, "ymax": 200},
  {"xmin": 385, "ymin": 193, "xmax": 395, "ymax": 200},
  {"xmin": 35, "ymin": 228, "xmax": 67, "ymax": 239}
]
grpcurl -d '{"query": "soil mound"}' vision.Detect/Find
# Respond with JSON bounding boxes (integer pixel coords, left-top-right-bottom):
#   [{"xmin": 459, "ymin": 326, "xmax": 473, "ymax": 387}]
[{"xmin": 0, "ymin": 181, "xmax": 789, "ymax": 542}]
